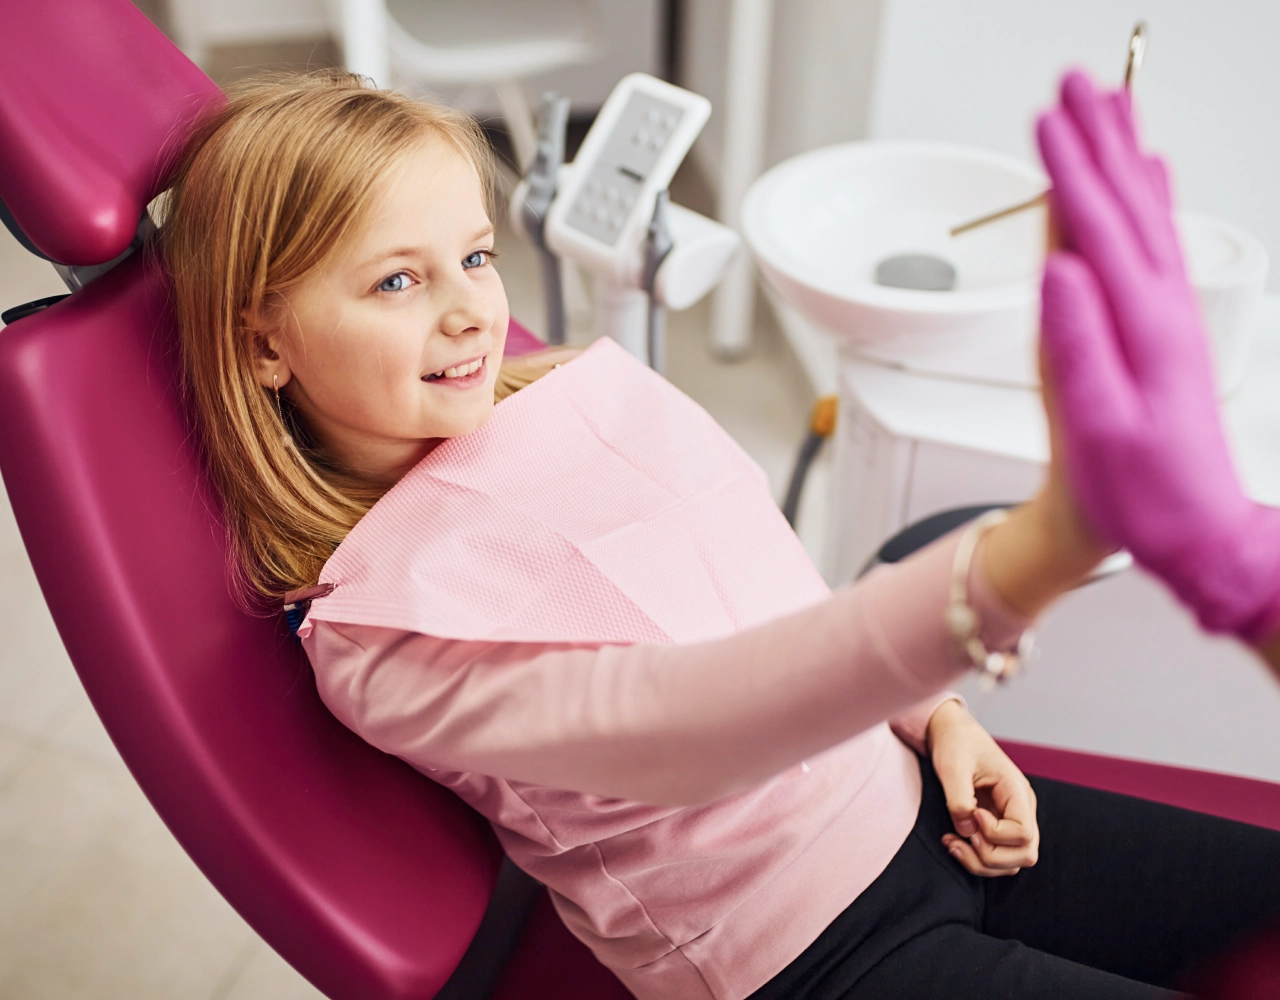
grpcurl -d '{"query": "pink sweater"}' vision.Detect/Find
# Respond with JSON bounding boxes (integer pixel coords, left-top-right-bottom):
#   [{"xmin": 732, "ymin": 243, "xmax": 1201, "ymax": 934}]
[{"xmin": 303, "ymin": 531, "xmax": 1029, "ymax": 1000}]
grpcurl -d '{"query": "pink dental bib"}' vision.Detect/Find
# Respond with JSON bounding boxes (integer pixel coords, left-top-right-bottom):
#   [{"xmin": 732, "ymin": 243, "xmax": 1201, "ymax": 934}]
[{"xmin": 299, "ymin": 337, "xmax": 829, "ymax": 644}]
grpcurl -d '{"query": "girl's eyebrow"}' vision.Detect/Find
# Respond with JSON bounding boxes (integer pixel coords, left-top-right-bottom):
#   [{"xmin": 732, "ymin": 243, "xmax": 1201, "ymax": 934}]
[{"xmin": 358, "ymin": 226, "xmax": 496, "ymax": 270}]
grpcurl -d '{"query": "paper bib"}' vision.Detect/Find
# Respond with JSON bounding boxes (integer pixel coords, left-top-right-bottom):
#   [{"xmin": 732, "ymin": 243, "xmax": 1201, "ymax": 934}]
[{"xmin": 301, "ymin": 337, "xmax": 830, "ymax": 646}]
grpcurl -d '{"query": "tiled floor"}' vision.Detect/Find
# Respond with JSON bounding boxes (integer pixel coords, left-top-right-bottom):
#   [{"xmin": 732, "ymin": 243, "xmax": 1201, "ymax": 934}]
[{"xmin": 0, "ymin": 155, "xmax": 823, "ymax": 996}]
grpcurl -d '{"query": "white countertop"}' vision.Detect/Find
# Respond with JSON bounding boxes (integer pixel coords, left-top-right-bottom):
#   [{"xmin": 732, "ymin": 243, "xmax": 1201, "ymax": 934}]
[{"xmin": 841, "ymin": 295, "xmax": 1280, "ymax": 508}]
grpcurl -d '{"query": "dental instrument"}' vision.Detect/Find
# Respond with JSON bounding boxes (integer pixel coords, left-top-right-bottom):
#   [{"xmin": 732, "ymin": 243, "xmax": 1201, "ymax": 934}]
[{"xmin": 874, "ymin": 22, "xmax": 1149, "ymax": 291}]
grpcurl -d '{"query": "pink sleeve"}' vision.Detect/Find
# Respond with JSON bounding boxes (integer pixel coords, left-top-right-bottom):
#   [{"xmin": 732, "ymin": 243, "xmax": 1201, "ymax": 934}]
[{"xmin": 305, "ymin": 529, "xmax": 1032, "ymax": 807}]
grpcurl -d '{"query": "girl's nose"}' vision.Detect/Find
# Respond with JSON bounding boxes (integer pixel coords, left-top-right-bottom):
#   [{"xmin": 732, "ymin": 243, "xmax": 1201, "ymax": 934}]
[{"xmin": 437, "ymin": 272, "xmax": 495, "ymax": 338}]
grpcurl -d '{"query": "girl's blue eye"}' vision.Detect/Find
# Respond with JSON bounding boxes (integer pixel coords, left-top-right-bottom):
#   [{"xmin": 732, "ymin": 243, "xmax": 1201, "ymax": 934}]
[
  {"xmin": 463, "ymin": 250, "xmax": 491, "ymax": 270},
  {"xmin": 379, "ymin": 272, "xmax": 412, "ymax": 293}
]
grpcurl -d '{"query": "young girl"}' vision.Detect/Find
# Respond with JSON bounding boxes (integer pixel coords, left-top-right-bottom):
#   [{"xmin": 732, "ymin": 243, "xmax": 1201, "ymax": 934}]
[{"xmin": 161, "ymin": 70, "xmax": 1280, "ymax": 1000}]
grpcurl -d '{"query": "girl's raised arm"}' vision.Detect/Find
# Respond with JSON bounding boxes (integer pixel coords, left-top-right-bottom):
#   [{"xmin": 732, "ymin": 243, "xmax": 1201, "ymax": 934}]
[{"xmin": 307, "ymin": 529, "xmax": 1031, "ymax": 806}]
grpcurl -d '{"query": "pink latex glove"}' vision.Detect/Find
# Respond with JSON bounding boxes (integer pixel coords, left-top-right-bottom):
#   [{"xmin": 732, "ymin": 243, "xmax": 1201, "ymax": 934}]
[{"xmin": 1036, "ymin": 70, "xmax": 1280, "ymax": 645}]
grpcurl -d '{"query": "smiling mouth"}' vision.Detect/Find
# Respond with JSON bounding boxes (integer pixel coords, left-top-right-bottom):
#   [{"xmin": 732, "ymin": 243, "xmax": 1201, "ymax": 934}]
[{"xmin": 423, "ymin": 355, "xmax": 486, "ymax": 382}]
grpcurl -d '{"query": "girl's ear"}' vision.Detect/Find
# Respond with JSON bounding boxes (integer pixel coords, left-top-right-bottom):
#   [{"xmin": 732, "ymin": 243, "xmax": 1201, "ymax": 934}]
[{"xmin": 245, "ymin": 325, "xmax": 293, "ymax": 390}]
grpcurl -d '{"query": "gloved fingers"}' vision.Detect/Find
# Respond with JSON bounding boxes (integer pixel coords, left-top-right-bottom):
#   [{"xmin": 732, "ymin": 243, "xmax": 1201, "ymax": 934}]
[
  {"xmin": 1108, "ymin": 91, "xmax": 1185, "ymax": 269},
  {"xmin": 1106, "ymin": 87, "xmax": 1158, "ymax": 201},
  {"xmin": 1145, "ymin": 154, "xmax": 1174, "ymax": 214},
  {"xmin": 1110, "ymin": 94, "xmax": 1173, "ymax": 211},
  {"xmin": 1060, "ymin": 72, "xmax": 1180, "ymax": 273},
  {"xmin": 1040, "ymin": 250, "xmax": 1138, "ymax": 437},
  {"xmin": 1036, "ymin": 105, "xmax": 1148, "ymax": 303}
]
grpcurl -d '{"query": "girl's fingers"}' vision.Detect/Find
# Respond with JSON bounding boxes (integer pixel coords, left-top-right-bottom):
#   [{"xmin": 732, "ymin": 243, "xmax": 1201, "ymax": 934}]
[
  {"xmin": 943, "ymin": 835, "xmax": 1021, "ymax": 878},
  {"xmin": 973, "ymin": 833, "xmax": 1037, "ymax": 870},
  {"xmin": 969, "ymin": 830, "xmax": 1038, "ymax": 870},
  {"xmin": 973, "ymin": 806, "xmax": 1031, "ymax": 848},
  {"xmin": 989, "ymin": 771, "xmax": 1037, "ymax": 830},
  {"xmin": 932, "ymin": 752, "xmax": 980, "ymax": 838}
]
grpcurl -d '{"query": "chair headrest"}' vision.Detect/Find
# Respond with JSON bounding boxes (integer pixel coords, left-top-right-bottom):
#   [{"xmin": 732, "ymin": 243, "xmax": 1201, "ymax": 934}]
[{"xmin": 0, "ymin": 0, "xmax": 224, "ymax": 266}]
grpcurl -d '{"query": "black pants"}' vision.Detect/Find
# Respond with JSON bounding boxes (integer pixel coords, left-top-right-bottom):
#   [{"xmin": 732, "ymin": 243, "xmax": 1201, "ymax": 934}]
[{"xmin": 750, "ymin": 756, "xmax": 1280, "ymax": 999}]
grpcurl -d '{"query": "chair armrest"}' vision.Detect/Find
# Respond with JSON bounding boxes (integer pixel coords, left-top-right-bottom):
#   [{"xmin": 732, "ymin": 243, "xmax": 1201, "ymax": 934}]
[
  {"xmin": 861, "ymin": 504, "xmax": 1132, "ymax": 586},
  {"xmin": 861, "ymin": 504, "xmax": 1012, "ymax": 577},
  {"xmin": 999, "ymin": 739, "xmax": 1280, "ymax": 833}
]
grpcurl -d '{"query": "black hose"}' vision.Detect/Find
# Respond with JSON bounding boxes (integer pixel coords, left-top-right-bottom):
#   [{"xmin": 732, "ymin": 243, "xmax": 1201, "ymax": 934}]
[{"xmin": 782, "ymin": 430, "xmax": 826, "ymax": 528}]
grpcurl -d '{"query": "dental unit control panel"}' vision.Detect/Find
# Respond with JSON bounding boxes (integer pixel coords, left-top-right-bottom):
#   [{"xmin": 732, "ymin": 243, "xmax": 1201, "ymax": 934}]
[
  {"xmin": 548, "ymin": 75, "xmax": 708, "ymax": 281},
  {"xmin": 514, "ymin": 74, "xmax": 739, "ymax": 368}
]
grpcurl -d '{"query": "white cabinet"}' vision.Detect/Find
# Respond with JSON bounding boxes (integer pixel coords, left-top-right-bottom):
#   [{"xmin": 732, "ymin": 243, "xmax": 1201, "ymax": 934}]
[{"xmin": 815, "ymin": 298, "xmax": 1280, "ymax": 781}]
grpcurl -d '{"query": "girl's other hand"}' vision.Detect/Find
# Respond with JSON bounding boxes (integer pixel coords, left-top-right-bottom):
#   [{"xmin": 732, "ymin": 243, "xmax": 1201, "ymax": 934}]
[
  {"xmin": 1036, "ymin": 69, "xmax": 1280, "ymax": 646},
  {"xmin": 927, "ymin": 700, "xmax": 1039, "ymax": 878}
]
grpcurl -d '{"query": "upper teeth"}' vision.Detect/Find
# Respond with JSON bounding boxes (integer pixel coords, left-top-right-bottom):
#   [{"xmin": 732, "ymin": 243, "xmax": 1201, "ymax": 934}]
[{"xmin": 434, "ymin": 358, "xmax": 483, "ymax": 379}]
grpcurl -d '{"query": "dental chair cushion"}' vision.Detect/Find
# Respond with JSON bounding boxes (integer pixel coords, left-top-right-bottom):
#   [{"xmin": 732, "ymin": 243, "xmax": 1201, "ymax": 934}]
[
  {"xmin": 0, "ymin": 0, "xmax": 222, "ymax": 264},
  {"xmin": 1001, "ymin": 740, "xmax": 1280, "ymax": 833},
  {"xmin": 0, "ymin": 255, "xmax": 510, "ymax": 999},
  {"xmin": 504, "ymin": 316, "xmax": 545, "ymax": 356}
]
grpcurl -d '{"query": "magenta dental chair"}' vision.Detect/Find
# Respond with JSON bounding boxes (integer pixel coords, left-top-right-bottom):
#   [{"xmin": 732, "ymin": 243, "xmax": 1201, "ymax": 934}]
[{"xmin": 1, "ymin": 4, "xmax": 1279, "ymax": 1000}]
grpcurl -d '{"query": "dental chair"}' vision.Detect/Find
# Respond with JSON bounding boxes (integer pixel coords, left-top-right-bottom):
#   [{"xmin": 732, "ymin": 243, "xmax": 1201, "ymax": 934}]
[{"xmin": 0, "ymin": 4, "xmax": 1277, "ymax": 1000}]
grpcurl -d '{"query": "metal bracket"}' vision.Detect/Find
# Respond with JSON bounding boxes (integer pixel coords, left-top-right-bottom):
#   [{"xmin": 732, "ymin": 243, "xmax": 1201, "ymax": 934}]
[{"xmin": 520, "ymin": 92, "xmax": 571, "ymax": 345}]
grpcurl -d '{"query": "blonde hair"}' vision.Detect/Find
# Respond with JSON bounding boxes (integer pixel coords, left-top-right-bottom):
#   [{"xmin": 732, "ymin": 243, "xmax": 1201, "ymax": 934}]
[{"xmin": 161, "ymin": 70, "xmax": 560, "ymax": 607}]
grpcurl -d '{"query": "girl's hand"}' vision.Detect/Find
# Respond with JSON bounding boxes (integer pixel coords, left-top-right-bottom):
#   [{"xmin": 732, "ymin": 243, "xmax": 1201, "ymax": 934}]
[
  {"xmin": 927, "ymin": 700, "xmax": 1039, "ymax": 878},
  {"xmin": 1036, "ymin": 70, "xmax": 1280, "ymax": 645}
]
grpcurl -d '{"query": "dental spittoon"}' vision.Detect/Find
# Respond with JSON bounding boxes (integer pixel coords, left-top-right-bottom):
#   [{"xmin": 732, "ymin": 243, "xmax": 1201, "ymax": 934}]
[{"xmin": 874, "ymin": 22, "xmax": 1147, "ymax": 292}]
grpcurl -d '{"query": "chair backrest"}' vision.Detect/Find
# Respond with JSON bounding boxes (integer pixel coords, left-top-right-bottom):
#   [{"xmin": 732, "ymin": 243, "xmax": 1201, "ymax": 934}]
[
  {"xmin": 0, "ymin": 4, "xmax": 514, "ymax": 997},
  {"xmin": 0, "ymin": 3, "xmax": 217, "ymax": 265}
]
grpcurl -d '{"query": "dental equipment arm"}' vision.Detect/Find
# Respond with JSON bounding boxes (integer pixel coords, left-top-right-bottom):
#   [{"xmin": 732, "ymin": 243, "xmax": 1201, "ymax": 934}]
[
  {"xmin": 642, "ymin": 189, "xmax": 673, "ymax": 373},
  {"xmin": 1036, "ymin": 70, "xmax": 1280, "ymax": 653},
  {"xmin": 511, "ymin": 76, "xmax": 739, "ymax": 367},
  {"xmin": 519, "ymin": 92, "xmax": 571, "ymax": 345},
  {"xmin": 537, "ymin": 74, "xmax": 738, "ymax": 367}
]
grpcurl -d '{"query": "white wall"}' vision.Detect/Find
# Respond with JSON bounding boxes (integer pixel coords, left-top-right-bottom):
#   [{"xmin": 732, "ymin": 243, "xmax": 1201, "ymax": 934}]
[
  {"xmin": 418, "ymin": 0, "xmax": 661, "ymax": 117},
  {"xmin": 683, "ymin": 0, "xmax": 1280, "ymax": 291},
  {"xmin": 869, "ymin": 0, "xmax": 1280, "ymax": 289},
  {"xmin": 682, "ymin": 0, "xmax": 884, "ymax": 185},
  {"xmin": 680, "ymin": 0, "xmax": 732, "ymax": 180},
  {"xmin": 168, "ymin": 0, "xmax": 660, "ymax": 113},
  {"xmin": 168, "ymin": 0, "xmax": 329, "ymax": 61}
]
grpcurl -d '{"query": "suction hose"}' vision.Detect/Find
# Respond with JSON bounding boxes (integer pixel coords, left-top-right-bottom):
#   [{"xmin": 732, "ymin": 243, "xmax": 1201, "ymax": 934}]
[
  {"xmin": 782, "ymin": 395, "xmax": 837, "ymax": 528},
  {"xmin": 642, "ymin": 190, "xmax": 674, "ymax": 373}
]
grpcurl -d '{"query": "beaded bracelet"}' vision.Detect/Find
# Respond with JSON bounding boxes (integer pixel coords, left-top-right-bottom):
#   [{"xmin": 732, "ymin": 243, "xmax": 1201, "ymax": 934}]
[{"xmin": 945, "ymin": 509, "xmax": 1037, "ymax": 688}]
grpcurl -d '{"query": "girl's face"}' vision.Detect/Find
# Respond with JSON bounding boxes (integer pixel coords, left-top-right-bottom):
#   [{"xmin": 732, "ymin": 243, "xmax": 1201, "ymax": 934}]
[{"xmin": 255, "ymin": 137, "xmax": 508, "ymax": 485}]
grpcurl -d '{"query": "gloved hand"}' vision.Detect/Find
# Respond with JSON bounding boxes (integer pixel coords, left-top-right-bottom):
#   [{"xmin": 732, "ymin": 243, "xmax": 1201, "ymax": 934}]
[{"xmin": 1036, "ymin": 69, "xmax": 1280, "ymax": 644}]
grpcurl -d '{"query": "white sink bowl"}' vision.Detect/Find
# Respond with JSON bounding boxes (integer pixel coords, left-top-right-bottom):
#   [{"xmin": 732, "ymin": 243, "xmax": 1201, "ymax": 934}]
[{"xmin": 743, "ymin": 140, "xmax": 1268, "ymax": 396}]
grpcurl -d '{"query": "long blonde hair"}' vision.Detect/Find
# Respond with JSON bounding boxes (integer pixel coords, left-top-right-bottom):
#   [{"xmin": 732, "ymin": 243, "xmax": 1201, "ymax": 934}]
[{"xmin": 162, "ymin": 70, "xmax": 557, "ymax": 607}]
